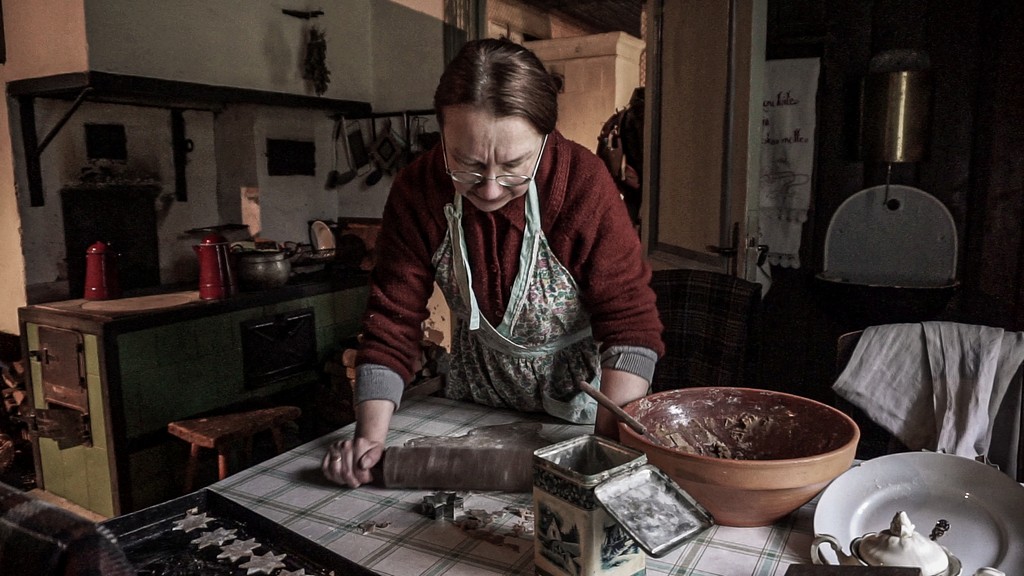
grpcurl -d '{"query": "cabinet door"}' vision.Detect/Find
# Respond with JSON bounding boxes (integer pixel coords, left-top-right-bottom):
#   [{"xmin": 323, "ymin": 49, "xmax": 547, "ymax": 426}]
[
  {"xmin": 644, "ymin": 0, "xmax": 766, "ymax": 279},
  {"xmin": 36, "ymin": 326, "xmax": 89, "ymax": 416},
  {"xmin": 26, "ymin": 324, "xmax": 117, "ymax": 517}
]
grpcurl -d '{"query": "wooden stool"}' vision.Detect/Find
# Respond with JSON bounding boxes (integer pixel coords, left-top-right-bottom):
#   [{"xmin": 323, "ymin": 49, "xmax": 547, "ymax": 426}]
[{"xmin": 168, "ymin": 406, "xmax": 301, "ymax": 493}]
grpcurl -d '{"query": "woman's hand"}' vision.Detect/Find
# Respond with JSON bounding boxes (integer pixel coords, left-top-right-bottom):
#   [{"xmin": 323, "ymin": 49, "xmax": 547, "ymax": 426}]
[
  {"xmin": 322, "ymin": 436, "xmax": 384, "ymax": 488},
  {"xmin": 321, "ymin": 399, "xmax": 395, "ymax": 488}
]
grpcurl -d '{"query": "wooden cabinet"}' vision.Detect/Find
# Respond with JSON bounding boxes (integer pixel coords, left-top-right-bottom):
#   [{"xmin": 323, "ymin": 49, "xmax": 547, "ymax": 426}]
[{"xmin": 19, "ymin": 277, "xmax": 368, "ymax": 516}]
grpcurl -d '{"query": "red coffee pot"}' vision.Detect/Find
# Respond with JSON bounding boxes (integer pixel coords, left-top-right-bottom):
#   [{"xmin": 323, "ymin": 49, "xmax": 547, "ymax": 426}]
[
  {"xmin": 84, "ymin": 240, "xmax": 122, "ymax": 300},
  {"xmin": 194, "ymin": 232, "xmax": 237, "ymax": 300}
]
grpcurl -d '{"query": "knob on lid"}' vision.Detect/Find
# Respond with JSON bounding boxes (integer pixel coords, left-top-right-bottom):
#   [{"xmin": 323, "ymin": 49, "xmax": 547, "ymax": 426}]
[
  {"xmin": 87, "ymin": 241, "xmax": 110, "ymax": 253},
  {"xmin": 201, "ymin": 232, "xmax": 229, "ymax": 245},
  {"xmin": 856, "ymin": 511, "xmax": 950, "ymax": 576}
]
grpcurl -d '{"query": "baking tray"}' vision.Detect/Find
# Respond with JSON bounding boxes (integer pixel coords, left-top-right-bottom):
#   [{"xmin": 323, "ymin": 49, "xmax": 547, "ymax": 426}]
[{"xmin": 101, "ymin": 489, "xmax": 378, "ymax": 575}]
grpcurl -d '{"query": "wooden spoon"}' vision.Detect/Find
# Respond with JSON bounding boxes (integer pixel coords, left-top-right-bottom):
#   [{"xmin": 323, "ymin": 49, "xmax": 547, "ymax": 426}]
[{"xmin": 577, "ymin": 381, "xmax": 648, "ymax": 436}]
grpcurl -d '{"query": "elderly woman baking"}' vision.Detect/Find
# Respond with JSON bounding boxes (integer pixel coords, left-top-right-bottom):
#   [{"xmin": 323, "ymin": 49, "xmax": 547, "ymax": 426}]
[{"xmin": 323, "ymin": 37, "xmax": 663, "ymax": 488}]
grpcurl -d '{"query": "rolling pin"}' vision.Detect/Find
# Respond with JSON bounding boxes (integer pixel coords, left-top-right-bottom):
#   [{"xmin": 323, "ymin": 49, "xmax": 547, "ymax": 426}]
[
  {"xmin": 379, "ymin": 445, "xmax": 534, "ymax": 491},
  {"xmin": 373, "ymin": 422, "xmax": 551, "ymax": 492}
]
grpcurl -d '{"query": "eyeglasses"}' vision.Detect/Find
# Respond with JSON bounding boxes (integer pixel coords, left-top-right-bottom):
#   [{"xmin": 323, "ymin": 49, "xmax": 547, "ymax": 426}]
[{"xmin": 442, "ymin": 134, "xmax": 548, "ymax": 188}]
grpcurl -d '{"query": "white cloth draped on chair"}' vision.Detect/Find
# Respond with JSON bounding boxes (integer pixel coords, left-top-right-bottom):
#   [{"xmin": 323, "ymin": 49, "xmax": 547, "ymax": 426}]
[{"xmin": 833, "ymin": 322, "xmax": 1024, "ymax": 479}]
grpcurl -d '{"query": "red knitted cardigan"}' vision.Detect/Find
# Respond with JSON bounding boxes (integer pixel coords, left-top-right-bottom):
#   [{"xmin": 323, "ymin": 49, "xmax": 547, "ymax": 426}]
[{"xmin": 358, "ymin": 130, "xmax": 664, "ymax": 383}]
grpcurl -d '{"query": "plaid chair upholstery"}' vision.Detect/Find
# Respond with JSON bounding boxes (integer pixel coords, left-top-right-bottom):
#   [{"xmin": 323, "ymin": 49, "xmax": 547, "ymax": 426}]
[
  {"xmin": 650, "ymin": 268, "xmax": 762, "ymax": 392},
  {"xmin": 0, "ymin": 482, "xmax": 133, "ymax": 575}
]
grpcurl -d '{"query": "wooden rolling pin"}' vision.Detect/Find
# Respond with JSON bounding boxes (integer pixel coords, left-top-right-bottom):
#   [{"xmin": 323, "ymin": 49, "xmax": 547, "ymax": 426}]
[
  {"xmin": 379, "ymin": 445, "xmax": 534, "ymax": 492},
  {"xmin": 373, "ymin": 423, "xmax": 551, "ymax": 492}
]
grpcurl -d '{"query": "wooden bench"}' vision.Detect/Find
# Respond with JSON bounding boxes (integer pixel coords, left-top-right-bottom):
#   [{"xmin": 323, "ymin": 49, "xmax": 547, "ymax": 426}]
[{"xmin": 167, "ymin": 406, "xmax": 301, "ymax": 492}]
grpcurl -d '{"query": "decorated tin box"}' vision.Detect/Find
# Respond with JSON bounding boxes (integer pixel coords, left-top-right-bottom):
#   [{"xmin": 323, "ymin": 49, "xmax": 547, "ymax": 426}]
[{"xmin": 533, "ymin": 435, "xmax": 713, "ymax": 576}]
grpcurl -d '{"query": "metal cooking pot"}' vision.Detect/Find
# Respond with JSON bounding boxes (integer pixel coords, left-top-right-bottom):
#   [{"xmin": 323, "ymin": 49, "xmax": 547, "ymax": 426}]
[{"xmin": 235, "ymin": 250, "xmax": 291, "ymax": 291}]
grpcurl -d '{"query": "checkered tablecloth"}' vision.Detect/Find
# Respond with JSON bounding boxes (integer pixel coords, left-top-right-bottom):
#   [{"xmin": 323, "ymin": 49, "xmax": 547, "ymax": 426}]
[{"xmin": 212, "ymin": 396, "xmax": 815, "ymax": 576}]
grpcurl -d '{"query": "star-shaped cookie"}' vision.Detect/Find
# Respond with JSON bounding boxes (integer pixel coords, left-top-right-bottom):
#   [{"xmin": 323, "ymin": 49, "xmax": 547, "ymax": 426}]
[
  {"xmin": 172, "ymin": 511, "xmax": 212, "ymax": 533},
  {"xmin": 216, "ymin": 537, "xmax": 261, "ymax": 562},
  {"xmin": 191, "ymin": 527, "xmax": 238, "ymax": 549},
  {"xmin": 238, "ymin": 551, "xmax": 287, "ymax": 575}
]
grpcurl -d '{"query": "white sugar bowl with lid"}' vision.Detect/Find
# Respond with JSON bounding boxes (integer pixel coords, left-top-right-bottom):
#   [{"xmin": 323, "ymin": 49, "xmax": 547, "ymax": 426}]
[{"xmin": 811, "ymin": 511, "xmax": 962, "ymax": 576}]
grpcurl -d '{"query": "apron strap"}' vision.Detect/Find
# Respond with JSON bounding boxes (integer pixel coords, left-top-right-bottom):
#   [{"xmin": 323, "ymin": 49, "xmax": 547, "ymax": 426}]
[
  {"xmin": 445, "ymin": 198, "xmax": 481, "ymax": 330},
  {"xmin": 503, "ymin": 172, "xmax": 544, "ymax": 329}
]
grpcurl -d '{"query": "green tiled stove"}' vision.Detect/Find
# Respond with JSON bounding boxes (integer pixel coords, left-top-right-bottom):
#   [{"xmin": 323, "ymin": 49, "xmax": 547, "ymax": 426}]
[{"xmin": 19, "ymin": 280, "xmax": 368, "ymax": 517}]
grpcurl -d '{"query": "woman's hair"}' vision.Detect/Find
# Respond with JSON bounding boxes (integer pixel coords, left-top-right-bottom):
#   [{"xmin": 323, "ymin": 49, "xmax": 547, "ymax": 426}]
[{"xmin": 433, "ymin": 38, "xmax": 558, "ymax": 135}]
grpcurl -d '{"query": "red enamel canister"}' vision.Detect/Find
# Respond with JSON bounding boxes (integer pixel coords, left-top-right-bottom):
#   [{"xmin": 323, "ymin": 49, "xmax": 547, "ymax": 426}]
[
  {"xmin": 194, "ymin": 233, "xmax": 236, "ymax": 300},
  {"xmin": 83, "ymin": 241, "xmax": 122, "ymax": 300}
]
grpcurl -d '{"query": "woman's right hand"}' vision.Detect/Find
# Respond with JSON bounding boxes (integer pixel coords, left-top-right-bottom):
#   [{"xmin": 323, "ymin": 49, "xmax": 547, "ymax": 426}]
[
  {"xmin": 321, "ymin": 398, "xmax": 395, "ymax": 488},
  {"xmin": 322, "ymin": 436, "xmax": 384, "ymax": 488}
]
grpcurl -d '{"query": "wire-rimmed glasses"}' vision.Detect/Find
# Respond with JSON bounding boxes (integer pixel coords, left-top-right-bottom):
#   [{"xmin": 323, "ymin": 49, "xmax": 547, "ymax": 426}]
[{"xmin": 442, "ymin": 134, "xmax": 548, "ymax": 188}]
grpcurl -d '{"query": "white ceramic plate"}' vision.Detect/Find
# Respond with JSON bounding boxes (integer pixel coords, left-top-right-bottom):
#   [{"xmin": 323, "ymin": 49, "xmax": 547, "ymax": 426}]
[
  {"xmin": 814, "ymin": 451, "xmax": 1024, "ymax": 574},
  {"xmin": 311, "ymin": 220, "xmax": 335, "ymax": 250}
]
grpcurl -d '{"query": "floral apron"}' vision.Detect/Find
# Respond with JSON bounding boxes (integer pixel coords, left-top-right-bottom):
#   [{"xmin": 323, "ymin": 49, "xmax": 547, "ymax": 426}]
[{"xmin": 433, "ymin": 180, "xmax": 600, "ymax": 423}]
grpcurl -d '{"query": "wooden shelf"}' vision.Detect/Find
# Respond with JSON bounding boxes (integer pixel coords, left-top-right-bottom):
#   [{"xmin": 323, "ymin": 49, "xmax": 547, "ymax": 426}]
[
  {"xmin": 7, "ymin": 71, "xmax": 372, "ymax": 113},
  {"xmin": 7, "ymin": 71, "xmax": 372, "ymax": 207}
]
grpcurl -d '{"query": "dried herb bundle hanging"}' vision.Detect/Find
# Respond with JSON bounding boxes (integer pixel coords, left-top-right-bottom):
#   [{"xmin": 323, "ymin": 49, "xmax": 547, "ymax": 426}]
[{"xmin": 303, "ymin": 26, "xmax": 330, "ymax": 96}]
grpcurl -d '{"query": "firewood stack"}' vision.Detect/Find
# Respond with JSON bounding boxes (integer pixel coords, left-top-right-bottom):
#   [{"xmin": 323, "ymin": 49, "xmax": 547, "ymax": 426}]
[{"xmin": 1, "ymin": 360, "xmax": 28, "ymax": 475}]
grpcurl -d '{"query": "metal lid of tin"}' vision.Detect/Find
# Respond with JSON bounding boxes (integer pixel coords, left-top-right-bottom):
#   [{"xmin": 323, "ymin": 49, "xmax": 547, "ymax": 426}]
[{"xmin": 594, "ymin": 464, "xmax": 714, "ymax": 557}]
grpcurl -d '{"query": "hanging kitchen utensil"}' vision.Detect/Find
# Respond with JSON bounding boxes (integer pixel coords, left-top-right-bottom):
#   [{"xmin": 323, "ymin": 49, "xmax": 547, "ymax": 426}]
[
  {"xmin": 364, "ymin": 166, "xmax": 383, "ymax": 187},
  {"xmin": 369, "ymin": 118, "xmax": 402, "ymax": 173},
  {"xmin": 346, "ymin": 121, "xmax": 372, "ymax": 175},
  {"xmin": 364, "ymin": 118, "xmax": 384, "ymax": 186},
  {"xmin": 325, "ymin": 118, "xmax": 341, "ymax": 189},
  {"xmin": 365, "ymin": 117, "xmax": 404, "ymax": 187},
  {"xmin": 325, "ymin": 117, "xmax": 356, "ymax": 189},
  {"xmin": 335, "ymin": 117, "xmax": 357, "ymax": 185}
]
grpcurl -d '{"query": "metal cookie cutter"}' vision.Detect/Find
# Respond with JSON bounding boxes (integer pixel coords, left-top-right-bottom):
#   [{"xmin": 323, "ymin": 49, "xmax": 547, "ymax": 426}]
[{"xmin": 420, "ymin": 491, "xmax": 464, "ymax": 520}]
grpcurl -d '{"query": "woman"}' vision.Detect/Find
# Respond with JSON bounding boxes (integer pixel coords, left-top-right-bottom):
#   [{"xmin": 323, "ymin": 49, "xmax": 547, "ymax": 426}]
[{"xmin": 323, "ymin": 38, "xmax": 664, "ymax": 488}]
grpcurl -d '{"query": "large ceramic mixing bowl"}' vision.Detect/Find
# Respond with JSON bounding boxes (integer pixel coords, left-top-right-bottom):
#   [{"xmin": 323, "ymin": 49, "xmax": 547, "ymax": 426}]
[{"xmin": 619, "ymin": 387, "xmax": 859, "ymax": 527}]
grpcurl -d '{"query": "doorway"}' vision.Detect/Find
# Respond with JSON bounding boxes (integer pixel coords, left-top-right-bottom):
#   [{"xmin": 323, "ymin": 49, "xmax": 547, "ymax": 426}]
[{"xmin": 644, "ymin": 0, "xmax": 767, "ymax": 280}]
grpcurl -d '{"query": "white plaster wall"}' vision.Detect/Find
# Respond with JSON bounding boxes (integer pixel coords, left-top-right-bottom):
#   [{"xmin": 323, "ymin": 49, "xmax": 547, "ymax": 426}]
[
  {"xmin": 83, "ymin": 0, "xmax": 375, "ymax": 102},
  {"xmin": 371, "ymin": 1, "xmax": 445, "ymax": 112},
  {"xmin": 252, "ymin": 108, "xmax": 339, "ymax": 243},
  {"xmin": 213, "ymin": 105, "xmax": 259, "ymax": 225},
  {"xmin": 0, "ymin": 0, "xmax": 454, "ymax": 330},
  {"xmin": 0, "ymin": 0, "xmax": 89, "ymax": 333},
  {"xmin": 168, "ymin": 110, "xmax": 220, "ymax": 280},
  {"xmin": 18, "ymin": 101, "xmax": 223, "ymax": 290},
  {"xmin": 0, "ymin": 100, "xmax": 27, "ymax": 335},
  {"xmin": 19, "ymin": 97, "xmax": 365, "ymax": 296},
  {"xmin": 1, "ymin": 0, "xmax": 89, "ymax": 79}
]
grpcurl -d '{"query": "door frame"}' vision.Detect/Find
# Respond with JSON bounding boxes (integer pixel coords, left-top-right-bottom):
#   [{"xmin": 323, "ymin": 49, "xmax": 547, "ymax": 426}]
[{"xmin": 642, "ymin": 0, "xmax": 767, "ymax": 280}]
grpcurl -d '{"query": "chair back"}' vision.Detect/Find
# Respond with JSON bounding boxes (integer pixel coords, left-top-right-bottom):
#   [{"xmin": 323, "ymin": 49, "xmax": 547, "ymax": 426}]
[
  {"xmin": 650, "ymin": 268, "xmax": 761, "ymax": 392},
  {"xmin": 833, "ymin": 329, "xmax": 905, "ymax": 459},
  {"xmin": 834, "ymin": 326, "xmax": 1024, "ymax": 479}
]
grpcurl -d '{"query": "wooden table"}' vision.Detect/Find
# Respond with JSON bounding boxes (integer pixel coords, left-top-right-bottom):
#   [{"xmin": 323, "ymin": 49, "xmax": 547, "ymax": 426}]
[{"xmin": 212, "ymin": 395, "xmax": 816, "ymax": 575}]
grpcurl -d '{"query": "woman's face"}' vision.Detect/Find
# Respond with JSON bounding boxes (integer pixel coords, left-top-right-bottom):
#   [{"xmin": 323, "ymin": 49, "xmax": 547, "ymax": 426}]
[{"xmin": 441, "ymin": 106, "xmax": 545, "ymax": 213}]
